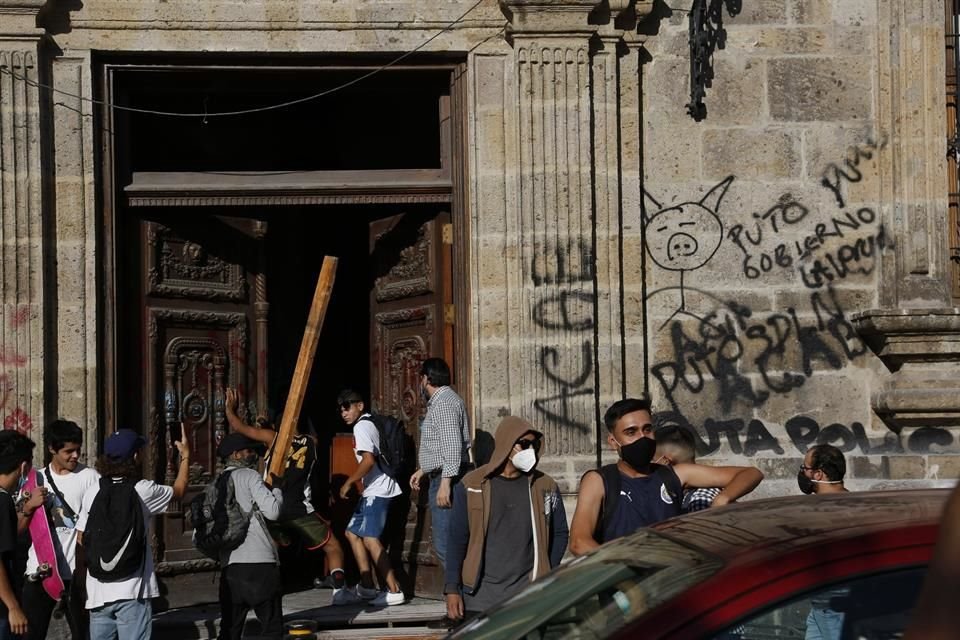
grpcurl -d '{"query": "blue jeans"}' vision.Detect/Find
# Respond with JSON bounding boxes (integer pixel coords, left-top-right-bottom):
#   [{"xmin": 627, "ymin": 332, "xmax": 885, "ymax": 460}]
[
  {"xmin": 0, "ymin": 618, "xmax": 21, "ymax": 640},
  {"xmin": 428, "ymin": 475, "xmax": 457, "ymax": 572},
  {"xmin": 347, "ymin": 495, "xmax": 392, "ymax": 538},
  {"xmin": 90, "ymin": 599, "xmax": 153, "ymax": 640},
  {"xmin": 805, "ymin": 607, "xmax": 844, "ymax": 640}
]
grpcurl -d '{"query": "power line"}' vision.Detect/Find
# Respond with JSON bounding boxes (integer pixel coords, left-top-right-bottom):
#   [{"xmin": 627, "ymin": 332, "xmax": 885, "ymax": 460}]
[{"xmin": 0, "ymin": 0, "xmax": 487, "ymax": 119}]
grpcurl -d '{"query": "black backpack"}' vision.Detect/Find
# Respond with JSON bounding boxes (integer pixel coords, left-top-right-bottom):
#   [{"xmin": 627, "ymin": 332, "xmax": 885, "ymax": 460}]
[
  {"xmin": 593, "ymin": 463, "xmax": 682, "ymax": 543},
  {"xmin": 190, "ymin": 469, "xmax": 251, "ymax": 560},
  {"xmin": 84, "ymin": 477, "xmax": 147, "ymax": 582},
  {"xmin": 367, "ymin": 413, "xmax": 408, "ymax": 481}
]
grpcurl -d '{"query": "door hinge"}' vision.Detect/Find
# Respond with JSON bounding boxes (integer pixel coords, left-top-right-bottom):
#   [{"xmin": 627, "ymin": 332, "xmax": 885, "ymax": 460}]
[
  {"xmin": 442, "ymin": 223, "xmax": 453, "ymax": 245},
  {"xmin": 444, "ymin": 304, "xmax": 455, "ymax": 324}
]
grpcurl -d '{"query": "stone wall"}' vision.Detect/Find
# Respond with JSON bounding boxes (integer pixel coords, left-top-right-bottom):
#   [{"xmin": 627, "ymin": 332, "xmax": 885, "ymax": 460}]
[{"xmin": 0, "ymin": 0, "xmax": 956, "ymax": 494}]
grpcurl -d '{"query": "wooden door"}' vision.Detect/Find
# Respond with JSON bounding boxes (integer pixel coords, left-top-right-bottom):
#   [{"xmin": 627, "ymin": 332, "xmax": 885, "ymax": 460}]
[
  {"xmin": 368, "ymin": 208, "xmax": 453, "ymax": 594},
  {"xmin": 122, "ymin": 213, "xmax": 268, "ymax": 571}
]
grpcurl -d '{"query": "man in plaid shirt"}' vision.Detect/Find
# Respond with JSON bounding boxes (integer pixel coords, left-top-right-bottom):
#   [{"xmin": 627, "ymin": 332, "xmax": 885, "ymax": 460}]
[{"xmin": 409, "ymin": 358, "xmax": 471, "ymax": 574}]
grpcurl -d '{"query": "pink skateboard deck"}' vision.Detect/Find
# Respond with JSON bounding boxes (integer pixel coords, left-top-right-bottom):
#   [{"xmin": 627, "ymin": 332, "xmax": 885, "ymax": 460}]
[{"xmin": 23, "ymin": 469, "xmax": 65, "ymax": 601}]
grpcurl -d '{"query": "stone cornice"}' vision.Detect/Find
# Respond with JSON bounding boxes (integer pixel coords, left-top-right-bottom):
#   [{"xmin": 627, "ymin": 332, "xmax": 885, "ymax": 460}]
[
  {"xmin": 0, "ymin": 0, "xmax": 46, "ymax": 37},
  {"xmin": 500, "ymin": 0, "xmax": 654, "ymax": 38}
]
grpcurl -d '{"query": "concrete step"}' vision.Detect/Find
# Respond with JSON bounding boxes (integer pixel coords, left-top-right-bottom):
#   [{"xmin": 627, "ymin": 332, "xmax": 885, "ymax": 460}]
[{"xmin": 152, "ymin": 589, "xmax": 447, "ymax": 640}]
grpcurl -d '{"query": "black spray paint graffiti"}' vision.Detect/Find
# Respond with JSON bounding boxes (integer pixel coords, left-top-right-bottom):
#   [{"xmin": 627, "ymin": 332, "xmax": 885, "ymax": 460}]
[
  {"xmin": 820, "ymin": 137, "xmax": 886, "ymax": 209},
  {"xmin": 531, "ymin": 240, "xmax": 595, "ymax": 432},
  {"xmin": 643, "ymin": 177, "xmax": 733, "ymax": 328},
  {"xmin": 652, "ymin": 287, "xmax": 867, "ymax": 414},
  {"xmin": 660, "ymin": 411, "xmax": 955, "ymax": 457}
]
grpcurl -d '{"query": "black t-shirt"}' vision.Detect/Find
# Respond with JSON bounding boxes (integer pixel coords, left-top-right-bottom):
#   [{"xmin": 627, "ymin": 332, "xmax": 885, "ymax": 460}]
[
  {"xmin": 0, "ymin": 489, "xmax": 18, "ymax": 617},
  {"xmin": 279, "ymin": 434, "xmax": 317, "ymax": 520}
]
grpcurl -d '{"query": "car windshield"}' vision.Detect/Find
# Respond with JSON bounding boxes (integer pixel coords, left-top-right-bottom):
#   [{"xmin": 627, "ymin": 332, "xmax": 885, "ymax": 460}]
[{"xmin": 449, "ymin": 529, "xmax": 724, "ymax": 640}]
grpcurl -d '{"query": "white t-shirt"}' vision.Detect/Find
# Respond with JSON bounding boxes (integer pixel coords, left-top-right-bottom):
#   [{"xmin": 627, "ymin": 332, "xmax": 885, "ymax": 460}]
[
  {"xmin": 76, "ymin": 479, "xmax": 174, "ymax": 609},
  {"xmin": 354, "ymin": 416, "xmax": 401, "ymax": 499},
  {"xmin": 25, "ymin": 465, "xmax": 100, "ymax": 580}
]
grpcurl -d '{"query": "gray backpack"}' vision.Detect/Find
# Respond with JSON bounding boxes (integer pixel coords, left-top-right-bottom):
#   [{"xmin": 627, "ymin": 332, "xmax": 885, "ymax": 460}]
[{"xmin": 189, "ymin": 469, "xmax": 251, "ymax": 559}]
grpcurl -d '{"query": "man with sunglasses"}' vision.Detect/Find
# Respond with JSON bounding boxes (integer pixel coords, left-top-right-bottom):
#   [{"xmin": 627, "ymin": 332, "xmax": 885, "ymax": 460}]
[{"xmin": 440, "ymin": 416, "xmax": 568, "ymax": 628}]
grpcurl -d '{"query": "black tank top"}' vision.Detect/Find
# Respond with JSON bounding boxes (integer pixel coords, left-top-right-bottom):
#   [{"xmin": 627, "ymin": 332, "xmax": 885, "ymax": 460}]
[{"xmin": 274, "ymin": 433, "xmax": 317, "ymax": 519}]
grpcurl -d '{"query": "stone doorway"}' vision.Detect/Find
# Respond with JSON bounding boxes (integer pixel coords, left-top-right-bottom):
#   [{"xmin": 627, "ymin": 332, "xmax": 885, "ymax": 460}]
[{"xmin": 98, "ymin": 60, "xmax": 469, "ymax": 606}]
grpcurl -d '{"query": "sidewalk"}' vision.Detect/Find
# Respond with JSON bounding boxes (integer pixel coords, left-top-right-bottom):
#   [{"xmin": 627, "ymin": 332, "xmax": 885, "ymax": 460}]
[{"xmin": 152, "ymin": 588, "xmax": 448, "ymax": 640}]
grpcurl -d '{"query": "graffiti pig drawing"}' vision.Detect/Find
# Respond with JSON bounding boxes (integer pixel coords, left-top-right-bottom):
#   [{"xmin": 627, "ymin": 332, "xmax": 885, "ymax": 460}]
[{"xmin": 644, "ymin": 176, "xmax": 733, "ymax": 328}]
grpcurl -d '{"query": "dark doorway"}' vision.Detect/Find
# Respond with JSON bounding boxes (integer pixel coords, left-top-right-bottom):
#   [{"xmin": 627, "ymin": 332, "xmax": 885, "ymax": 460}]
[{"xmin": 102, "ymin": 60, "xmax": 468, "ymax": 606}]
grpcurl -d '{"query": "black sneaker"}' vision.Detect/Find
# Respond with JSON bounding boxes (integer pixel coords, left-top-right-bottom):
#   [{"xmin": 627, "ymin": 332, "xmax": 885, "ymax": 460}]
[
  {"xmin": 313, "ymin": 576, "xmax": 335, "ymax": 590},
  {"xmin": 425, "ymin": 616, "xmax": 463, "ymax": 630}
]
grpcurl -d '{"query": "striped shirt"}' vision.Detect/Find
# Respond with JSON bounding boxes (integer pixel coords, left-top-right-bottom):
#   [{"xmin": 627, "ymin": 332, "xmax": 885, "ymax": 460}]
[{"xmin": 418, "ymin": 386, "xmax": 471, "ymax": 478}]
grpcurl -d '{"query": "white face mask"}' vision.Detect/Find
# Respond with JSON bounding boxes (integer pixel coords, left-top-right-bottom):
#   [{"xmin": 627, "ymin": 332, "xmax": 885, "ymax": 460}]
[{"xmin": 512, "ymin": 448, "xmax": 538, "ymax": 473}]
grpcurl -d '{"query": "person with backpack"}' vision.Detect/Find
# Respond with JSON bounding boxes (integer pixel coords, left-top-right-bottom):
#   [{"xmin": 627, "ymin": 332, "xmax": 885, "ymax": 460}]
[
  {"xmin": 224, "ymin": 388, "xmax": 357, "ymax": 606},
  {"xmin": 337, "ymin": 389, "xmax": 404, "ymax": 606},
  {"xmin": 442, "ymin": 416, "xmax": 568, "ymax": 628},
  {"xmin": 22, "ymin": 419, "xmax": 99, "ymax": 640},
  {"xmin": 569, "ymin": 398, "xmax": 764, "ymax": 556},
  {"xmin": 207, "ymin": 432, "xmax": 285, "ymax": 640},
  {"xmin": 76, "ymin": 428, "xmax": 190, "ymax": 640}
]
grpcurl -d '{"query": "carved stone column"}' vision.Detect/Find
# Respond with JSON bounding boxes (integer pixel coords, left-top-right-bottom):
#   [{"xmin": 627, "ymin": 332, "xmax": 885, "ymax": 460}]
[
  {"xmin": 853, "ymin": 0, "xmax": 960, "ymax": 430},
  {"xmin": 0, "ymin": 1, "xmax": 46, "ymax": 447},
  {"xmin": 500, "ymin": 0, "xmax": 653, "ymax": 458}
]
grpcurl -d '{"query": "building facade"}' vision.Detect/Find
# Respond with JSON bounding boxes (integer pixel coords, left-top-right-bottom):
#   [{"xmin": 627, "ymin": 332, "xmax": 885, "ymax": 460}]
[{"xmin": 1, "ymin": 0, "xmax": 957, "ymax": 597}]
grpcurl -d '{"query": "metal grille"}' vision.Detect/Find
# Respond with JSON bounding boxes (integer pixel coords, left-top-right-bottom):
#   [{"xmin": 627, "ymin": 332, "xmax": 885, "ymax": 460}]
[{"xmin": 947, "ymin": 0, "xmax": 960, "ymax": 298}]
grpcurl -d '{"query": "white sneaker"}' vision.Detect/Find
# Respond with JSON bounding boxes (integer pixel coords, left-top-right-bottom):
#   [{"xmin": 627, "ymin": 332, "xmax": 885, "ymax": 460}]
[
  {"xmin": 371, "ymin": 590, "xmax": 405, "ymax": 606},
  {"xmin": 354, "ymin": 584, "xmax": 379, "ymax": 600},
  {"xmin": 331, "ymin": 588, "xmax": 362, "ymax": 606}
]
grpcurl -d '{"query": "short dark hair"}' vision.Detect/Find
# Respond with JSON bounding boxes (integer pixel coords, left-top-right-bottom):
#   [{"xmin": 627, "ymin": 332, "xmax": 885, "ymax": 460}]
[
  {"xmin": 809, "ymin": 444, "xmax": 846, "ymax": 481},
  {"xmin": 655, "ymin": 425, "xmax": 697, "ymax": 463},
  {"xmin": 603, "ymin": 397, "xmax": 651, "ymax": 432},
  {"xmin": 45, "ymin": 419, "xmax": 83, "ymax": 453},
  {"xmin": 0, "ymin": 431, "xmax": 35, "ymax": 475},
  {"xmin": 337, "ymin": 388, "xmax": 364, "ymax": 407},
  {"xmin": 420, "ymin": 358, "xmax": 451, "ymax": 388}
]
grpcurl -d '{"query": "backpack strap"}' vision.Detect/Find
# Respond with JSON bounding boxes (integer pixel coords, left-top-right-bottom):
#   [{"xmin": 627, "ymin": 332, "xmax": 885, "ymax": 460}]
[
  {"xmin": 43, "ymin": 468, "xmax": 78, "ymax": 521},
  {"xmin": 654, "ymin": 464, "xmax": 683, "ymax": 514}
]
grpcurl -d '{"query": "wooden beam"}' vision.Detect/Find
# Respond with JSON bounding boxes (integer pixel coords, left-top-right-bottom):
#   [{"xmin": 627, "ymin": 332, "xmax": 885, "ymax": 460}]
[{"xmin": 267, "ymin": 256, "xmax": 338, "ymax": 482}]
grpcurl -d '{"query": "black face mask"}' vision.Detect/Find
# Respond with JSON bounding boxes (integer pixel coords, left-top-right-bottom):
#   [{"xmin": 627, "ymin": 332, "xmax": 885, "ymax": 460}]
[
  {"xmin": 618, "ymin": 437, "xmax": 657, "ymax": 471},
  {"xmin": 233, "ymin": 453, "xmax": 259, "ymax": 470},
  {"xmin": 797, "ymin": 471, "xmax": 816, "ymax": 495}
]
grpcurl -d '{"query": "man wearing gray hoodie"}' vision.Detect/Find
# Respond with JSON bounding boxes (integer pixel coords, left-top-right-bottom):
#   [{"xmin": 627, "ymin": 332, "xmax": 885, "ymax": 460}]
[{"xmin": 442, "ymin": 416, "xmax": 568, "ymax": 626}]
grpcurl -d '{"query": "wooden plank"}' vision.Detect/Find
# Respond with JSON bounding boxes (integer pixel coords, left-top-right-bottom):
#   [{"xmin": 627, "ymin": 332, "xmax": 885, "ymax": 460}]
[{"xmin": 267, "ymin": 256, "xmax": 338, "ymax": 482}]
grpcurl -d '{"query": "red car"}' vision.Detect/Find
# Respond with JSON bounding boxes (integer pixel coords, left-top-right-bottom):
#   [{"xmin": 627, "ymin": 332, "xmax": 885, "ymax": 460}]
[{"xmin": 448, "ymin": 489, "xmax": 949, "ymax": 640}]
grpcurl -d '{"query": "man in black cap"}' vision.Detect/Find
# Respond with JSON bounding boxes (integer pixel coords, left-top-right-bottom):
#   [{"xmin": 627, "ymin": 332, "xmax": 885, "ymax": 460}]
[{"xmin": 215, "ymin": 432, "xmax": 285, "ymax": 640}]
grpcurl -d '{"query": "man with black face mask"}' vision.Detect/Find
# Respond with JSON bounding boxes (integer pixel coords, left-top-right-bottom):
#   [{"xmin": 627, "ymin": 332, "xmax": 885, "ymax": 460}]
[
  {"xmin": 570, "ymin": 398, "xmax": 764, "ymax": 555},
  {"xmin": 797, "ymin": 444, "xmax": 847, "ymax": 495}
]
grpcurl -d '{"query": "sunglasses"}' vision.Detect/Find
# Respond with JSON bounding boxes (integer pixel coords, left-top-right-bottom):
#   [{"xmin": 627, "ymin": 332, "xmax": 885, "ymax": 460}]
[{"xmin": 515, "ymin": 438, "xmax": 540, "ymax": 450}]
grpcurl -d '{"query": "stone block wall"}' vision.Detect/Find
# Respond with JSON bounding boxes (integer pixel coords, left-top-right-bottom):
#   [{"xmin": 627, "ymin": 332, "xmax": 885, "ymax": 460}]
[{"xmin": 636, "ymin": 0, "xmax": 958, "ymax": 497}]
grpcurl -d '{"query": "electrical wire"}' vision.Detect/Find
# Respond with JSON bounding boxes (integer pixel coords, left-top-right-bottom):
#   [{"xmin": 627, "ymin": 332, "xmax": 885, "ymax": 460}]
[{"xmin": 0, "ymin": 0, "xmax": 486, "ymax": 119}]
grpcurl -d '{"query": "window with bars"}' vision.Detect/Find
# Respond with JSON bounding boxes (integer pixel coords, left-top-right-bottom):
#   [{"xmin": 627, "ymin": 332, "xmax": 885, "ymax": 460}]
[{"xmin": 947, "ymin": 0, "xmax": 960, "ymax": 299}]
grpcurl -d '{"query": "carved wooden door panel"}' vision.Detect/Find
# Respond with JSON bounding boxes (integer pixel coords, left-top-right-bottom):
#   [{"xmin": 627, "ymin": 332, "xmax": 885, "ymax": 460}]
[
  {"xmin": 132, "ymin": 214, "xmax": 268, "ymax": 569},
  {"xmin": 369, "ymin": 209, "xmax": 452, "ymax": 430},
  {"xmin": 368, "ymin": 208, "xmax": 453, "ymax": 594}
]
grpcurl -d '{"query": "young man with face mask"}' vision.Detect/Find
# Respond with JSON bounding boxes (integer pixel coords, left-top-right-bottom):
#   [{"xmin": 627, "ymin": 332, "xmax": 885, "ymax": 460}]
[
  {"xmin": 570, "ymin": 398, "xmax": 764, "ymax": 555},
  {"xmin": 440, "ymin": 416, "xmax": 568, "ymax": 628},
  {"xmin": 0, "ymin": 430, "xmax": 36, "ymax": 639},
  {"xmin": 798, "ymin": 444, "xmax": 847, "ymax": 495},
  {"xmin": 215, "ymin": 432, "xmax": 285, "ymax": 640}
]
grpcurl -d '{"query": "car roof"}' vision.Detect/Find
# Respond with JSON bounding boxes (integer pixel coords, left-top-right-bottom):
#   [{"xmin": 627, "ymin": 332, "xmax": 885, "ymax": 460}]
[{"xmin": 649, "ymin": 489, "xmax": 950, "ymax": 561}]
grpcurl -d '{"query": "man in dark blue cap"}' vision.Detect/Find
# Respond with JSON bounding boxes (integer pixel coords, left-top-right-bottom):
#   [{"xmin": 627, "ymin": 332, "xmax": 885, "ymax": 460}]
[
  {"xmin": 76, "ymin": 428, "xmax": 190, "ymax": 640},
  {"xmin": 214, "ymin": 432, "xmax": 286, "ymax": 640}
]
